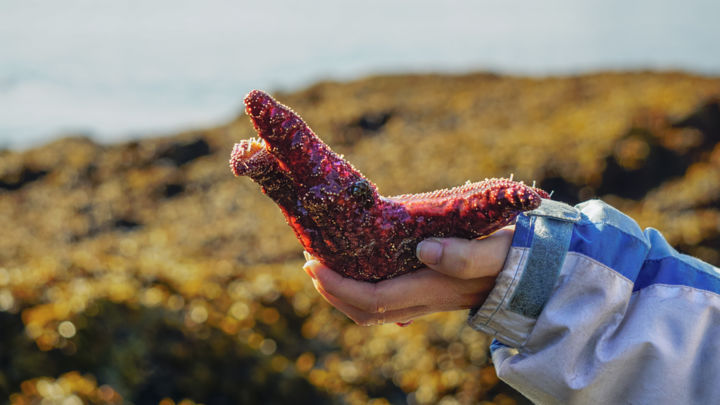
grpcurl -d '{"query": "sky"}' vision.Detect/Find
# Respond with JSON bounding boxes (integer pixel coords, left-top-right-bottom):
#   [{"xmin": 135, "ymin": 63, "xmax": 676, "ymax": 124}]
[{"xmin": 1, "ymin": 0, "xmax": 719, "ymax": 149}]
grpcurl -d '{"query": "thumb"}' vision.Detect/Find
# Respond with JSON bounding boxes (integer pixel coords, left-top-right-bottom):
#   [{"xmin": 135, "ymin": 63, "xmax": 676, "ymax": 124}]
[{"xmin": 415, "ymin": 227, "xmax": 515, "ymax": 280}]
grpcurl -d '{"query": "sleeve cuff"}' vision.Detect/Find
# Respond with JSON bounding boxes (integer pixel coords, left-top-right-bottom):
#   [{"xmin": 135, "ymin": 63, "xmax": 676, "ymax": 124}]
[{"xmin": 468, "ymin": 199, "xmax": 580, "ymax": 348}]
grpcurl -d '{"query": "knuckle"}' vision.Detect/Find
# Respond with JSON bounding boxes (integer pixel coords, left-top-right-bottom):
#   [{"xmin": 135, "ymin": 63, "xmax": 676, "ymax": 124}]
[
  {"xmin": 467, "ymin": 239, "xmax": 490, "ymax": 277},
  {"xmin": 453, "ymin": 251, "xmax": 473, "ymax": 279},
  {"xmin": 455, "ymin": 240, "xmax": 484, "ymax": 279},
  {"xmin": 371, "ymin": 283, "xmax": 387, "ymax": 313}
]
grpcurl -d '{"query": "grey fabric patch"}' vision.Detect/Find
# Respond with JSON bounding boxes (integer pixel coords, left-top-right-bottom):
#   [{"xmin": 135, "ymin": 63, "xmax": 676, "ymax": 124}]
[
  {"xmin": 508, "ymin": 200, "xmax": 578, "ymax": 318},
  {"xmin": 527, "ymin": 198, "xmax": 582, "ymax": 222}
]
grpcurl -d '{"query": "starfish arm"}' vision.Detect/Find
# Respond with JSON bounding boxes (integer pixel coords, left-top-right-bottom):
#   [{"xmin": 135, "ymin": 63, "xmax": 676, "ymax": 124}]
[
  {"xmin": 232, "ymin": 90, "xmax": 547, "ymax": 281},
  {"xmin": 385, "ymin": 178, "xmax": 543, "ymax": 235},
  {"xmin": 244, "ymin": 90, "xmax": 373, "ymax": 191}
]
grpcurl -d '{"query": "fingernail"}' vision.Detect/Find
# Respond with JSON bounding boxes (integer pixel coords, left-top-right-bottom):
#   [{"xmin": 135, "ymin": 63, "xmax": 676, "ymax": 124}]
[
  {"xmin": 303, "ymin": 251, "xmax": 312, "ymax": 261},
  {"xmin": 417, "ymin": 240, "xmax": 443, "ymax": 265},
  {"xmin": 303, "ymin": 262, "xmax": 316, "ymax": 279}
]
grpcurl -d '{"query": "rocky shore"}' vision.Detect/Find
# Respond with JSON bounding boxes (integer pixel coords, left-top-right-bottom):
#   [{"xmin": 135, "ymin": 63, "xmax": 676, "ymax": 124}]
[{"xmin": 1, "ymin": 72, "xmax": 719, "ymax": 404}]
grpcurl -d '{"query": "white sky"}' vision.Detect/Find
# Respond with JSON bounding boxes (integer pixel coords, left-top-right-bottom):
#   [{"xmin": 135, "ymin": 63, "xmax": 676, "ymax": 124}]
[{"xmin": 1, "ymin": 0, "xmax": 719, "ymax": 149}]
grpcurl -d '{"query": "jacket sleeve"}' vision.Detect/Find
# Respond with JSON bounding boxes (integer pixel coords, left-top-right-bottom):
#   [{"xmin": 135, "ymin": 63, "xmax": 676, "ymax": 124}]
[{"xmin": 468, "ymin": 199, "xmax": 720, "ymax": 404}]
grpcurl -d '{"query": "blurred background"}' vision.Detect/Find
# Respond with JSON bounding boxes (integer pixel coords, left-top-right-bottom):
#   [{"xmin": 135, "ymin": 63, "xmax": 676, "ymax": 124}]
[
  {"xmin": 2, "ymin": 0, "xmax": 720, "ymax": 149},
  {"xmin": 1, "ymin": 1, "xmax": 719, "ymax": 404}
]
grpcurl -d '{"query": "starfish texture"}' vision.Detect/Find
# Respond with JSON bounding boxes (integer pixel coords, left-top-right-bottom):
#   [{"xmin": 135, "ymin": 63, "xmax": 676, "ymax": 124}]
[{"xmin": 231, "ymin": 90, "xmax": 548, "ymax": 281}]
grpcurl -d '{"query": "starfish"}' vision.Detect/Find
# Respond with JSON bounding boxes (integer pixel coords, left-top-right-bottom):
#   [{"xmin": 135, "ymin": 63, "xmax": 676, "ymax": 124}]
[{"xmin": 230, "ymin": 90, "xmax": 548, "ymax": 281}]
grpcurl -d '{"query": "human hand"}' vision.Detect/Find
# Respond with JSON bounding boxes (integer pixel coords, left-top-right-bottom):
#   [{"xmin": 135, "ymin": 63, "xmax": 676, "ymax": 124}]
[{"xmin": 302, "ymin": 226, "xmax": 515, "ymax": 326}]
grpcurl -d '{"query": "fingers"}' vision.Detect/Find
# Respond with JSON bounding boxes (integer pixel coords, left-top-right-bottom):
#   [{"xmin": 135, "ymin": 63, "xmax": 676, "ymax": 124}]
[
  {"xmin": 303, "ymin": 259, "xmax": 493, "ymax": 321},
  {"xmin": 301, "ymin": 233, "xmax": 506, "ymax": 326},
  {"xmin": 312, "ymin": 280, "xmax": 430, "ymax": 325},
  {"xmin": 304, "ymin": 260, "xmax": 379, "ymax": 308},
  {"xmin": 416, "ymin": 226, "xmax": 514, "ymax": 279}
]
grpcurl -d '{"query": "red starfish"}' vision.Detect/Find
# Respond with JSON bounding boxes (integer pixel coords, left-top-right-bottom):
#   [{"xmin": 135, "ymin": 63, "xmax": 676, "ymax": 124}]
[{"xmin": 230, "ymin": 90, "xmax": 548, "ymax": 281}]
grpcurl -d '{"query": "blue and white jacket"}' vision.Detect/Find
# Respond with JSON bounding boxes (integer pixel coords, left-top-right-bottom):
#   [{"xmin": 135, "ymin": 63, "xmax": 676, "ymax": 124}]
[{"xmin": 468, "ymin": 199, "xmax": 720, "ymax": 404}]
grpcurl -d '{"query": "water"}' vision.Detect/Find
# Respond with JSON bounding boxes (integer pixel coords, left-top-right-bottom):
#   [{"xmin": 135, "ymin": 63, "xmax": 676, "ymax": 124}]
[{"xmin": 2, "ymin": 0, "xmax": 719, "ymax": 150}]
